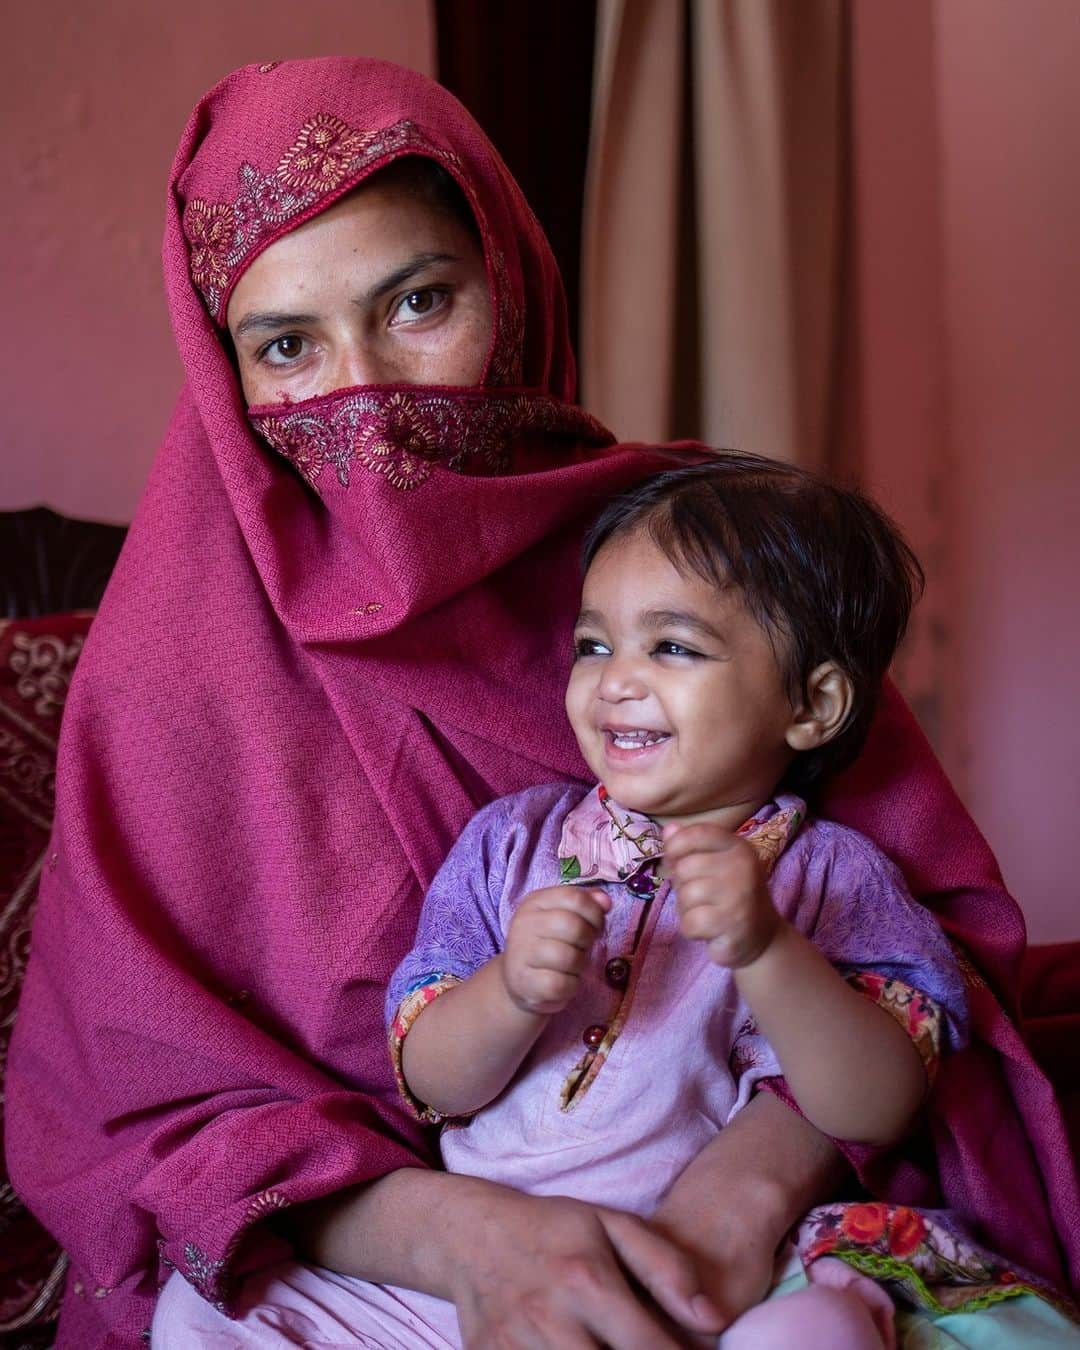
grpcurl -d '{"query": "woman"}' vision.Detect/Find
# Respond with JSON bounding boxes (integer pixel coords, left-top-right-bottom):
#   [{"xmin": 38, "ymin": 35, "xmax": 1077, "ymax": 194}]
[{"xmin": 6, "ymin": 56, "xmax": 1077, "ymax": 1349}]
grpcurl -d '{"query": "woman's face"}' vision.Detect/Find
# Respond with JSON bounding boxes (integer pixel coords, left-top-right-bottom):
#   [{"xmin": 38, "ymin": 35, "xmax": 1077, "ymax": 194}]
[{"xmin": 226, "ymin": 174, "xmax": 493, "ymax": 405}]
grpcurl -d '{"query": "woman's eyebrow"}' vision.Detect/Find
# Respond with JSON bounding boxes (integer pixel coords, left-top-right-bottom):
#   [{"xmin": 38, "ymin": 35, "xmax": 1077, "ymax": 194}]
[
  {"xmin": 361, "ymin": 251, "xmax": 463, "ymax": 305},
  {"xmin": 233, "ymin": 310, "xmax": 319, "ymax": 338}
]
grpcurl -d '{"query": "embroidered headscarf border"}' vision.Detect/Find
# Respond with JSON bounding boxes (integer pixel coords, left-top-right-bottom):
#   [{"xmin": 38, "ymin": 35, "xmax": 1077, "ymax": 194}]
[{"xmin": 183, "ymin": 115, "xmax": 523, "ymax": 386}]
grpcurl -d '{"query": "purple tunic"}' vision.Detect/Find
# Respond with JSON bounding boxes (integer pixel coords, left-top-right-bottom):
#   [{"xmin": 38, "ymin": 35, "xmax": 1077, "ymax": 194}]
[{"xmin": 387, "ymin": 784, "xmax": 967, "ymax": 1218}]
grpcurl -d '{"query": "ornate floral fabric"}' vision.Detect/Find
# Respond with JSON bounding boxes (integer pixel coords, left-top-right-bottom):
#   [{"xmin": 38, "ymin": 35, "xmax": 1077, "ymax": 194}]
[
  {"xmin": 848, "ymin": 971, "xmax": 943, "ymax": 1079},
  {"xmin": 387, "ymin": 974, "xmax": 462, "ymax": 1124},
  {"xmin": 250, "ymin": 387, "xmax": 611, "ymax": 493},
  {"xmin": 556, "ymin": 782, "xmax": 804, "ymax": 885},
  {"xmin": 0, "ymin": 613, "xmax": 92, "ymax": 1340},
  {"xmin": 798, "ymin": 1203, "xmax": 1073, "ymax": 1320}
]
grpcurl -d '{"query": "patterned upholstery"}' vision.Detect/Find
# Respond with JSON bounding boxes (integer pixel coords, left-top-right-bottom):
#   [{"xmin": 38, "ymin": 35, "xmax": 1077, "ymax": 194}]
[{"xmin": 0, "ymin": 508, "xmax": 125, "ymax": 1347}]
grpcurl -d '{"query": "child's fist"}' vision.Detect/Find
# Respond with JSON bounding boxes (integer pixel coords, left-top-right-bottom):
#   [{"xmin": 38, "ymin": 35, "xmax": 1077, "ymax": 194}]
[
  {"xmin": 502, "ymin": 886, "xmax": 610, "ymax": 1014},
  {"xmin": 663, "ymin": 823, "xmax": 782, "ymax": 968}
]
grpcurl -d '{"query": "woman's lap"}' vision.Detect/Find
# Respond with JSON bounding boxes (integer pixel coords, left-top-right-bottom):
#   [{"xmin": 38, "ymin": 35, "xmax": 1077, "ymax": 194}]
[
  {"xmin": 152, "ymin": 1263, "xmax": 461, "ymax": 1348},
  {"xmin": 152, "ymin": 1259, "xmax": 1080, "ymax": 1349}
]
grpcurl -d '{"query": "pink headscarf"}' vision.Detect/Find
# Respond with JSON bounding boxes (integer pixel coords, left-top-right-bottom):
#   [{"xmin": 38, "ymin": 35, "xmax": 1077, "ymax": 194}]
[{"xmin": 6, "ymin": 56, "xmax": 1076, "ymax": 1350}]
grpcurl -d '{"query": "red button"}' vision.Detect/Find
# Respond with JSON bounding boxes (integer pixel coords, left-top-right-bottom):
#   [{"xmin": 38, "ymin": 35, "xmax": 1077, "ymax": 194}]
[
  {"xmin": 582, "ymin": 1023, "xmax": 607, "ymax": 1050},
  {"xmin": 604, "ymin": 957, "xmax": 631, "ymax": 989}
]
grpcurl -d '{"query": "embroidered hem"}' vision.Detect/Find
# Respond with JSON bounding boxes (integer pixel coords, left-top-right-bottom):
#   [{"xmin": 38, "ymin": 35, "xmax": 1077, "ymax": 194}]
[
  {"xmin": 164, "ymin": 1189, "xmax": 289, "ymax": 1312},
  {"xmin": 250, "ymin": 386, "xmax": 610, "ymax": 493}
]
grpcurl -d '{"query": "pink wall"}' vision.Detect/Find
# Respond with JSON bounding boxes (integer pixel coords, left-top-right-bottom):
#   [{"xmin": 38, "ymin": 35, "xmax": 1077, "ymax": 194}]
[
  {"xmin": 2, "ymin": 0, "xmax": 433, "ymax": 524},
  {"xmin": 851, "ymin": 1, "xmax": 1080, "ymax": 940}
]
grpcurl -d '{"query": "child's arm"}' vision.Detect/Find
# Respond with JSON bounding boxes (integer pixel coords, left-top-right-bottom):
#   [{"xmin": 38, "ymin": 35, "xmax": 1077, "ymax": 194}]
[
  {"xmin": 665, "ymin": 821, "xmax": 926, "ymax": 1146},
  {"xmin": 401, "ymin": 884, "xmax": 610, "ymax": 1117}
]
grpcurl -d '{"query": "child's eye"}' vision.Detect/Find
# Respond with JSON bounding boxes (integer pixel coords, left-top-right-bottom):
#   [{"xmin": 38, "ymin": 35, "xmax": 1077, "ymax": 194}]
[
  {"xmin": 573, "ymin": 636, "xmax": 611, "ymax": 658},
  {"xmin": 653, "ymin": 640, "xmax": 701, "ymax": 658}
]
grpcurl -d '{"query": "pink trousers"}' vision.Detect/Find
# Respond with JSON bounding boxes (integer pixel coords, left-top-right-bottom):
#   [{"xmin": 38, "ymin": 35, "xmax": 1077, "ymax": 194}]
[{"xmin": 152, "ymin": 1254, "xmax": 895, "ymax": 1348}]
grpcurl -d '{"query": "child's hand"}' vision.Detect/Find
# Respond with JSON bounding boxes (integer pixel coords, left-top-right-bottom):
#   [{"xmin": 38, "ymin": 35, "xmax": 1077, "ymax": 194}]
[
  {"xmin": 663, "ymin": 822, "xmax": 783, "ymax": 968},
  {"xmin": 502, "ymin": 885, "xmax": 610, "ymax": 1015}
]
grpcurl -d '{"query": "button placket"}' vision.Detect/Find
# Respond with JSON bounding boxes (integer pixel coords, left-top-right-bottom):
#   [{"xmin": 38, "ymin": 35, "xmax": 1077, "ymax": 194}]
[{"xmin": 562, "ymin": 863, "xmax": 666, "ymax": 1110}]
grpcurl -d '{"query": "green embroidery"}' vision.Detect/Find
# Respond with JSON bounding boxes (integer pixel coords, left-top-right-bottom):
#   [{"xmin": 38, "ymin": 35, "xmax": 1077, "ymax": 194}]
[
  {"xmin": 830, "ymin": 1249, "xmax": 1040, "ymax": 1316},
  {"xmin": 559, "ymin": 855, "xmax": 581, "ymax": 882}
]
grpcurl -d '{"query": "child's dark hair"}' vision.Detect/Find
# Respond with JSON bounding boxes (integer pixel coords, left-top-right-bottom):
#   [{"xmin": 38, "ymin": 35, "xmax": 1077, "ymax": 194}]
[{"xmin": 582, "ymin": 453, "xmax": 924, "ymax": 796}]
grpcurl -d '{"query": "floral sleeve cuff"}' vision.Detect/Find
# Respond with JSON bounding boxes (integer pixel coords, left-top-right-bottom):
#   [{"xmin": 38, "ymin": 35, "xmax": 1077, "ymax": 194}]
[
  {"xmin": 755, "ymin": 974, "xmax": 944, "ymax": 1169},
  {"xmin": 388, "ymin": 973, "xmax": 462, "ymax": 1123},
  {"xmin": 846, "ymin": 972, "xmax": 943, "ymax": 1081}
]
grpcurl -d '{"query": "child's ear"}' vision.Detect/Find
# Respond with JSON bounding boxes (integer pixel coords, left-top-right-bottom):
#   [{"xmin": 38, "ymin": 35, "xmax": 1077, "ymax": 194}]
[{"xmin": 785, "ymin": 662, "xmax": 854, "ymax": 752}]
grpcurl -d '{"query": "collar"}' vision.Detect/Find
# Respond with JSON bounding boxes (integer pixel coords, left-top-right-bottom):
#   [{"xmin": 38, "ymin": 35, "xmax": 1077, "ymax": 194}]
[{"xmin": 558, "ymin": 785, "xmax": 806, "ymax": 887}]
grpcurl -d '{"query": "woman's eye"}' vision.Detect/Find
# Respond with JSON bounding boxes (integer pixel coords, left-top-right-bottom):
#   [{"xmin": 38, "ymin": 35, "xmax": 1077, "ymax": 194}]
[
  {"xmin": 391, "ymin": 288, "xmax": 449, "ymax": 326},
  {"xmin": 573, "ymin": 637, "xmax": 610, "ymax": 659},
  {"xmin": 260, "ymin": 335, "xmax": 307, "ymax": 365}
]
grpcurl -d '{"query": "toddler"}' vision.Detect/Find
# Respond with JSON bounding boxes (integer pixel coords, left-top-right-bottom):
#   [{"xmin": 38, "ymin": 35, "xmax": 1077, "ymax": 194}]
[{"xmin": 382, "ymin": 454, "xmax": 969, "ymax": 1347}]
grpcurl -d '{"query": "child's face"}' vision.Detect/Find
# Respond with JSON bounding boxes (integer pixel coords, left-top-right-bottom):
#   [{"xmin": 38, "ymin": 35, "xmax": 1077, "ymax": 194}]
[{"xmin": 565, "ymin": 528, "xmax": 800, "ymax": 827}]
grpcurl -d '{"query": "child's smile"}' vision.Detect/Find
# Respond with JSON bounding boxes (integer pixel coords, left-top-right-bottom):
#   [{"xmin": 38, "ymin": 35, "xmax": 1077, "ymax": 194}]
[
  {"xmin": 565, "ymin": 527, "xmax": 801, "ymax": 830},
  {"xmin": 603, "ymin": 726, "xmax": 671, "ymax": 756}
]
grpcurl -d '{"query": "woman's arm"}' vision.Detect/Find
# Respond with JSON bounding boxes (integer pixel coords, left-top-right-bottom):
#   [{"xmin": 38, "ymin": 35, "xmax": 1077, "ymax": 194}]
[
  {"xmin": 289, "ymin": 1168, "xmax": 724, "ymax": 1347},
  {"xmin": 288, "ymin": 1097, "xmax": 846, "ymax": 1345},
  {"xmin": 651, "ymin": 1091, "xmax": 847, "ymax": 1325}
]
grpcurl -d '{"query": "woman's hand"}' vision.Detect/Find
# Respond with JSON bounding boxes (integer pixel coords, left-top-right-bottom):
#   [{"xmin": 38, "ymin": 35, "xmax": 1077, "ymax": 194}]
[
  {"xmin": 449, "ymin": 1187, "xmax": 723, "ymax": 1348},
  {"xmin": 291, "ymin": 1170, "xmax": 722, "ymax": 1349}
]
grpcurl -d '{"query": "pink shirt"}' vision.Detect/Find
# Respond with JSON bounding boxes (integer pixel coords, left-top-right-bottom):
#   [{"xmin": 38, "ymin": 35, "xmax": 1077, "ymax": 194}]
[{"xmin": 388, "ymin": 783, "xmax": 966, "ymax": 1217}]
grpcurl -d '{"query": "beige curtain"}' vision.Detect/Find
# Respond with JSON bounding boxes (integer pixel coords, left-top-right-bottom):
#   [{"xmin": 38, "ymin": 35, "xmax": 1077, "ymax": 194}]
[{"xmin": 581, "ymin": 0, "xmax": 846, "ymax": 466}]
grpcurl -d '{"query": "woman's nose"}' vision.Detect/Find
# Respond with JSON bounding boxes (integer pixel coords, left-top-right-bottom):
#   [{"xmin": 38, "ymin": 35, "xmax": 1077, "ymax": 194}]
[
  {"xmin": 596, "ymin": 654, "xmax": 648, "ymax": 702},
  {"xmin": 329, "ymin": 342, "xmax": 393, "ymax": 391}
]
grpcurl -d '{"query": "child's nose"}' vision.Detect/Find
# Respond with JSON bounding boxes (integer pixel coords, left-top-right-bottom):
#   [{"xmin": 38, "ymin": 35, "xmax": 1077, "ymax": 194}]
[{"xmin": 597, "ymin": 654, "xmax": 648, "ymax": 702}]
